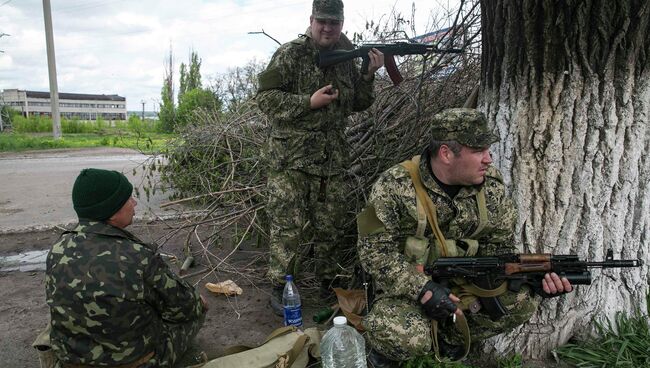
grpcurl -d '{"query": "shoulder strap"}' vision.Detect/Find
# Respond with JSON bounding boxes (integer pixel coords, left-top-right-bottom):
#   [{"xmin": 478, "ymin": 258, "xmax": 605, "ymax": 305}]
[
  {"xmin": 468, "ymin": 189, "xmax": 488, "ymax": 239},
  {"xmin": 415, "ymin": 196, "xmax": 427, "ymax": 238},
  {"xmin": 400, "ymin": 155, "xmax": 449, "ymax": 257}
]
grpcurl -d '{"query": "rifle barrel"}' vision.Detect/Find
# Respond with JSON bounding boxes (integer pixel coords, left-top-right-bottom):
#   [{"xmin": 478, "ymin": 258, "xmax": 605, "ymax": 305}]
[{"xmin": 586, "ymin": 259, "xmax": 642, "ymax": 267}]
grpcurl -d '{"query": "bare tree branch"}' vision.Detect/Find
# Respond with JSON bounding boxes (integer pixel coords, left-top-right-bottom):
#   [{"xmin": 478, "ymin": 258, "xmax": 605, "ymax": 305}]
[{"xmin": 248, "ymin": 29, "xmax": 281, "ymax": 46}]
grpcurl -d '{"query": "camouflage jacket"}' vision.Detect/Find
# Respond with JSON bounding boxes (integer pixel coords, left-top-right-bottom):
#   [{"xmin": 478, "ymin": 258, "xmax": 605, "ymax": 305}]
[
  {"xmin": 257, "ymin": 28, "xmax": 375, "ymax": 176},
  {"xmin": 45, "ymin": 221, "xmax": 203, "ymax": 366},
  {"xmin": 358, "ymin": 153, "xmax": 517, "ymax": 301}
]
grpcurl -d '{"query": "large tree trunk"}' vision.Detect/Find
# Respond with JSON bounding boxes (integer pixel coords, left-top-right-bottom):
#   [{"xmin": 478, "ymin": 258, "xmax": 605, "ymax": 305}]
[{"xmin": 479, "ymin": 0, "xmax": 650, "ymax": 359}]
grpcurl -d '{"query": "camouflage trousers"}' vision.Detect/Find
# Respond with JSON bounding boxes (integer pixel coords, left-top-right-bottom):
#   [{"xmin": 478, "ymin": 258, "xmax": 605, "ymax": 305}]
[
  {"xmin": 51, "ymin": 312, "xmax": 205, "ymax": 368},
  {"xmin": 362, "ymin": 289, "xmax": 539, "ymax": 361},
  {"xmin": 266, "ymin": 169, "xmax": 349, "ymax": 285},
  {"xmin": 147, "ymin": 311, "xmax": 206, "ymax": 367}
]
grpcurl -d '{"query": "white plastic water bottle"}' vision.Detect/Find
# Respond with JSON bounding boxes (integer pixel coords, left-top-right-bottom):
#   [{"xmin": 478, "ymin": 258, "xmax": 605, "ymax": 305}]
[
  {"xmin": 282, "ymin": 274, "xmax": 303, "ymax": 327},
  {"xmin": 320, "ymin": 316, "xmax": 367, "ymax": 368}
]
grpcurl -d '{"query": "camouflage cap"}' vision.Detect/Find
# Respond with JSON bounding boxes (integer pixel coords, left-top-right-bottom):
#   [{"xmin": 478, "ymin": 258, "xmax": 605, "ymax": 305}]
[
  {"xmin": 312, "ymin": 0, "xmax": 344, "ymax": 21},
  {"xmin": 430, "ymin": 108, "xmax": 499, "ymax": 148}
]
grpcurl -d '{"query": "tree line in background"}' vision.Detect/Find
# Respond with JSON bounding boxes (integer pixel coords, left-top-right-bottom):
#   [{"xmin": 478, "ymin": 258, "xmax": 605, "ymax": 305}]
[{"xmin": 158, "ymin": 48, "xmax": 264, "ymax": 132}]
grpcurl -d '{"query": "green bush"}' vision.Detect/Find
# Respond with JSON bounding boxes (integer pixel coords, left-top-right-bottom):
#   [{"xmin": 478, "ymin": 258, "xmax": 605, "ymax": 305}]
[
  {"xmin": 7, "ymin": 115, "xmax": 165, "ymax": 135},
  {"xmin": 62, "ymin": 118, "xmax": 95, "ymax": 133},
  {"xmin": 1, "ymin": 106, "xmax": 21, "ymax": 124},
  {"xmin": 12, "ymin": 115, "xmax": 52, "ymax": 133},
  {"xmin": 126, "ymin": 115, "xmax": 163, "ymax": 134}
]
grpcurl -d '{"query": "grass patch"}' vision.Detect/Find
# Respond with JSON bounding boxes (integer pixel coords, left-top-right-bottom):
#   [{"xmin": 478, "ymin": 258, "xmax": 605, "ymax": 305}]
[
  {"xmin": 0, "ymin": 132, "xmax": 172, "ymax": 153},
  {"xmin": 555, "ymin": 291, "xmax": 650, "ymax": 367},
  {"xmin": 400, "ymin": 353, "xmax": 524, "ymax": 368},
  {"xmin": 11, "ymin": 115, "xmax": 165, "ymax": 134}
]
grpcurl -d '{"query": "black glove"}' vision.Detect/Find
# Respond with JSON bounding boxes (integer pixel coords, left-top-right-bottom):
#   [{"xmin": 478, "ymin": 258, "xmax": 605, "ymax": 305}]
[{"xmin": 418, "ymin": 281, "xmax": 457, "ymax": 321}]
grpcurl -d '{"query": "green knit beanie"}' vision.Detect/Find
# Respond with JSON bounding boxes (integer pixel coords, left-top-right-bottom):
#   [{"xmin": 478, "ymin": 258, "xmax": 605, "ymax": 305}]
[{"xmin": 72, "ymin": 168, "xmax": 133, "ymax": 221}]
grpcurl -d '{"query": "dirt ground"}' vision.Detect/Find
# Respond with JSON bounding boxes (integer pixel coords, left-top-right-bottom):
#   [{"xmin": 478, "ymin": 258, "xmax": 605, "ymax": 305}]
[
  {"xmin": 0, "ymin": 220, "xmax": 563, "ymax": 368},
  {"xmin": 0, "ymin": 220, "xmax": 326, "ymax": 368}
]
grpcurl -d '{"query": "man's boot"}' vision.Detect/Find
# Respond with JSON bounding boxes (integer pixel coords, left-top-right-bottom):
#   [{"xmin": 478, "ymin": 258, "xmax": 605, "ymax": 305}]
[
  {"xmin": 367, "ymin": 348, "xmax": 399, "ymax": 368},
  {"xmin": 174, "ymin": 342, "xmax": 208, "ymax": 368},
  {"xmin": 268, "ymin": 285, "xmax": 284, "ymax": 317}
]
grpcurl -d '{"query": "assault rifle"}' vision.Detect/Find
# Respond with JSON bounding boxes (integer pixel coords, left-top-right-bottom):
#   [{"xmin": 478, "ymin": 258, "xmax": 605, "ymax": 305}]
[
  {"xmin": 424, "ymin": 248, "xmax": 643, "ymax": 320},
  {"xmin": 317, "ymin": 42, "xmax": 462, "ymax": 85}
]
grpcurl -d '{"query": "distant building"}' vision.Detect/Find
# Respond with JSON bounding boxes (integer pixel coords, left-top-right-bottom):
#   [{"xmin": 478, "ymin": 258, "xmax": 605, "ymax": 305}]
[{"xmin": 1, "ymin": 89, "xmax": 127, "ymax": 120}]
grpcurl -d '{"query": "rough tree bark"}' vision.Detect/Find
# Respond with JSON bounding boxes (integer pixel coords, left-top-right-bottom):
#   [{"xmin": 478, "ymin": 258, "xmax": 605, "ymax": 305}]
[{"xmin": 479, "ymin": 0, "xmax": 650, "ymax": 359}]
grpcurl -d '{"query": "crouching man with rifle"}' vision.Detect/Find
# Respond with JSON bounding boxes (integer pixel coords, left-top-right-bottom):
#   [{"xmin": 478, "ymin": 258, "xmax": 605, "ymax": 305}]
[{"xmin": 356, "ymin": 108, "xmax": 641, "ymax": 366}]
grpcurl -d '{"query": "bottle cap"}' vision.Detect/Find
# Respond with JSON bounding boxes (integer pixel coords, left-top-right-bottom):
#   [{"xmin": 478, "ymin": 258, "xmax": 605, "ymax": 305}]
[
  {"xmin": 285, "ymin": 274, "xmax": 294, "ymax": 282},
  {"xmin": 333, "ymin": 316, "xmax": 347, "ymax": 326}
]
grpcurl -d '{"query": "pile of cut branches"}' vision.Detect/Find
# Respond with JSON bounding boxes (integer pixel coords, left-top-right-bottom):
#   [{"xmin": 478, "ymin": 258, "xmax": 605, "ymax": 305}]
[{"xmin": 142, "ymin": 1, "xmax": 482, "ymax": 289}]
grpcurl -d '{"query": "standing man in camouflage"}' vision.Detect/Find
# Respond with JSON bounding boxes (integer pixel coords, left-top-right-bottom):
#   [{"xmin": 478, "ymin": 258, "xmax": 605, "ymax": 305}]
[
  {"xmin": 357, "ymin": 108, "xmax": 572, "ymax": 365},
  {"xmin": 257, "ymin": 0, "xmax": 384, "ymax": 314},
  {"xmin": 45, "ymin": 168, "xmax": 207, "ymax": 367}
]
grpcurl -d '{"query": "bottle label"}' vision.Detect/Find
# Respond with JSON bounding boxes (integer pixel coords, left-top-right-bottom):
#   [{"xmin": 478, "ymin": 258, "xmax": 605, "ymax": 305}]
[{"xmin": 283, "ymin": 305, "xmax": 303, "ymax": 327}]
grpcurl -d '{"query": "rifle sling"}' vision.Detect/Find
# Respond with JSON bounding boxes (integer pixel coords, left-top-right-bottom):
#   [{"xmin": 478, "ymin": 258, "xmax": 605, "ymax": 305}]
[
  {"xmin": 459, "ymin": 281, "xmax": 508, "ymax": 298},
  {"xmin": 431, "ymin": 314, "xmax": 471, "ymax": 362}
]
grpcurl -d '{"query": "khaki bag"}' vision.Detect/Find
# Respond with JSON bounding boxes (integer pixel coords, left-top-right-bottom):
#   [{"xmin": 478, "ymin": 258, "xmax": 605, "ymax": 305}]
[{"xmin": 201, "ymin": 326, "xmax": 322, "ymax": 368}]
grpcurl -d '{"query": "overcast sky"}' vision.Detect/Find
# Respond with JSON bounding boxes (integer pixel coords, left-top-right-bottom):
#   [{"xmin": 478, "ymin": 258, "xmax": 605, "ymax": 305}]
[{"xmin": 0, "ymin": 0, "xmax": 460, "ymax": 111}]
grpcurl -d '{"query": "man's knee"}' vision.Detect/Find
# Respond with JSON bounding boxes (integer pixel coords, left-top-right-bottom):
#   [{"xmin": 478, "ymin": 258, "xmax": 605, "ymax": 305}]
[
  {"xmin": 362, "ymin": 298, "xmax": 432, "ymax": 361},
  {"xmin": 365, "ymin": 327, "xmax": 431, "ymax": 361}
]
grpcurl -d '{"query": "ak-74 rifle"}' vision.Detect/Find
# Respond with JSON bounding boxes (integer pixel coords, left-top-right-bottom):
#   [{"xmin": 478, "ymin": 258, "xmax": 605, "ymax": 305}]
[
  {"xmin": 317, "ymin": 42, "xmax": 462, "ymax": 85},
  {"xmin": 424, "ymin": 248, "xmax": 643, "ymax": 320}
]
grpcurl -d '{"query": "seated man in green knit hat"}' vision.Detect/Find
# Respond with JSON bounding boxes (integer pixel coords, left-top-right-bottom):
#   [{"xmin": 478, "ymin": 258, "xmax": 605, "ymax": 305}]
[{"xmin": 45, "ymin": 168, "xmax": 208, "ymax": 367}]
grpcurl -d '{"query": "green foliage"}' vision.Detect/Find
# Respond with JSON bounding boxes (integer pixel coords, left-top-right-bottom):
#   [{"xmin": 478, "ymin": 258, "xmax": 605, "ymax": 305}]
[
  {"xmin": 179, "ymin": 51, "xmax": 202, "ymax": 104},
  {"xmin": 160, "ymin": 48, "xmax": 207, "ymax": 132},
  {"xmin": 159, "ymin": 45, "xmax": 176, "ymax": 133},
  {"xmin": 400, "ymin": 353, "xmax": 523, "ymax": 368},
  {"xmin": 555, "ymin": 305, "xmax": 650, "ymax": 368},
  {"xmin": 175, "ymin": 88, "xmax": 222, "ymax": 129},
  {"xmin": 179, "ymin": 62, "xmax": 187, "ymax": 103},
  {"xmin": 125, "ymin": 115, "xmax": 164, "ymax": 134},
  {"xmin": 1, "ymin": 106, "xmax": 21, "ymax": 124},
  {"xmin": 495, "ymin": 354, "xmax": 523, "ymax": 368},
  {"xmin": 159, "ymin": 84, "xmax": 176, "ymax": 133},
  {"xmin": 10, "ymin": 115, "xmax": 163, "ymax": 135},
  {"xmin": 186, "ymin": 51, "xmax": 202, "ymax": 92},
  {"xmin": 153, "ymin": 104, "xmax": 264, "ymax": 201},
  {"xmin": 0, "ymin": 132, "xmax": 171, "ymax": 152},
  {"xmin": 401, "ymin": 355, "xmax": 474, "ymax": 368}
]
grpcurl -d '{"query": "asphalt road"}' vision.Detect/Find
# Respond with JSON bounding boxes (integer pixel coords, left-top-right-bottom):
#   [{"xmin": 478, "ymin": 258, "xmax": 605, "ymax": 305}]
[{"xmin": 0, "ymin": 147, "xmax": 172, "ymax": 232}]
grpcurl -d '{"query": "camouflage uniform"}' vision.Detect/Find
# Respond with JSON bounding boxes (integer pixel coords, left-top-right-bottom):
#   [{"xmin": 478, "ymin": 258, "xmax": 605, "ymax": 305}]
[
  {"xmin": 357, "ymin": 111, "xmax": 538, "ymax": 361},
  {"xmin": 257, "ymin": 27, "xmax": 375, "ymax": 283},
  {"xmin": 45, "ymin": 221, "xmax": 205, "ymax": 367}
]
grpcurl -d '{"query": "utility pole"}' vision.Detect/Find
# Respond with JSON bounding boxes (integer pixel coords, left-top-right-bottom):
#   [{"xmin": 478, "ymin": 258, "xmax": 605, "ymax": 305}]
[
  {"xmin": 42, "ymin": 0, "xmax": 61, "ymax": 139},
  {"xmin": 141, "ymin": 100, "xmax": 145, "ymax": 121},
  {"xmin": 0, "ymin": 94, "xmax": 4, "ymax": 132}
]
